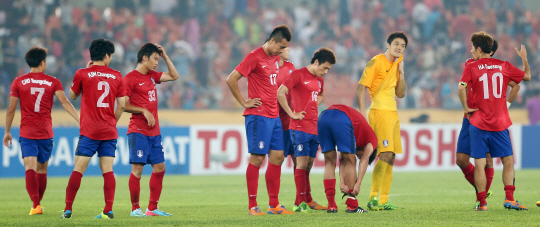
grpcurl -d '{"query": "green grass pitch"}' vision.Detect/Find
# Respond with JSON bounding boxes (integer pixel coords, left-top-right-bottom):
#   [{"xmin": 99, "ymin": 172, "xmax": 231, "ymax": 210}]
[{"xmin": 1, "ymin": 170, "xmax": 539, "ymax": 226}]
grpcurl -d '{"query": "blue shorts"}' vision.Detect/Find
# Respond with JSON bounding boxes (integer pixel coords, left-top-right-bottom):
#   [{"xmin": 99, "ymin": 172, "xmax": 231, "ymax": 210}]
[
  {"xmin": 19, "ymin": 137, "xmax": 53, "ymax": 163},
  {"xmin": 318, "ymin": 109, "xmax": 356, "ymax": 154},
  {"xmin": 470, "ymin": 125, "xmax": 513, "ymax": 159},
  {"xmin": 245, "ymin": 115, "xmax": 284, "ymax": 155},
  {"xmin": 283, "ymin": 130, "xmax": 295, "ymax": 156},
  {"xmin": 75, "ymin": 135, "xmax": 117, "ymax": 157},
  {"xmin": 456, "ymin": 117, "xmax": 471, "ymax": 155},
  {"xmin": 128, "ymin": 133, "xmax": 164, "ymax": 165},
  {"xmin": 291, "ymin": 130, "xmax": 319, "ymax": 158}
]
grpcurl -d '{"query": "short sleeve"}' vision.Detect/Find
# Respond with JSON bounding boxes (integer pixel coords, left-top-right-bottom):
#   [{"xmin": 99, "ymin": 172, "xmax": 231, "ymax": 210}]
[
  {"xmin": 319, "ymin": 77, "xmax": 324, "ymax": 94},
  {"xmin": 123, "ymin": 75, "xmax": 134, "ymax": 97},
  {"xmin": 283, "ymin": 71, "xmax": 300, "ymax": 90},
  {"xmin": 504, "ymin": 61, "xmax": 524, "ymax": 84},
  {"xmin": 151, "ymin": 71, "xmax": 163, "ymax": 84},
  {"xmin": 53, "ymin": 78, "xmax": 63, "ymax": 92},
  {"xmin": 10, "ymin": 79, "xmax": 19, "ymax": 97},
  {"xmin": 359, "ymin": 58, "xmax": 380, "ymax": 87},
  {"xmin": 116, "ymin": 73, "xmax": 125, "ymax": 97},
  {"xmin": 71, "ymin": 70, "xmax": 82, "ymax": 94},
  {"xmin": 235, "ymin": 52, "xmax": 258, "ymax": 77},
  {"xmin": 459, "ymin": 66, "xmax": 473, "ymax": 87}
]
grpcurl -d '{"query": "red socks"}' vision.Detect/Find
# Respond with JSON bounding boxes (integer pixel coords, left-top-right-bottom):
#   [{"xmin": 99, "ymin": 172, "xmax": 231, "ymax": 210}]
[
  {"xmin": 461, "ymin": 163, "xmax": 475, "ymax": 186},
  {"xmin": 305, "ymin": 170, "xmax": 313, "ymax": 203},
  {"xmin": 504, "ymin": 185, "xmax": 515, "ymax": 201},
  {"xmin": 345, "ymin": 190, "xmax": 358, "ymax": 209},
  {"xmin": 37, "ymin": 173, "xmax": 47, "ymax": 202},
  {"xmin": 103, "ymin": 171, "xmax": 116, "ymax": 213},
  {"xmin": 294, "ymin": 169, "xmax": 307, "ymax": 205},
  {"xmin": 65, "ymin": 171, "xmax": 83, "ymax": 211},
  {"xmin": 266, "ymin": 162, "xmax": 281, "ymax": 208},
  {"xmin": 25, "ymin": 169, "xmax": 39, "ymax": 208},
  {"xmin": 148, "ymin": 171, "xmax": 165, "ymax": 211},
  {"xmin": 485, "ymin": 168, "xmax": 494, "ymax": 192},
  {"xmin": 129, "ymin": 173, "xmax": 141, "ymax": 211},
  {"xmin": 324, "ymin": 179, "xmax": 336, "ymax": 208},
  {"xmin": 246, "ymin": 163, "xmax": 260, "ymax": 209},
  {"xmin": 476, "ymin": 191, "xmax": 487, "ymax": 206}
]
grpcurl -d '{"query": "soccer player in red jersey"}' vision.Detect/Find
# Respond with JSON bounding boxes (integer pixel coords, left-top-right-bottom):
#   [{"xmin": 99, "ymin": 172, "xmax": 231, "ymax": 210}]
[
  {"xmin": 456, "ymin": 39, "xmax": 522, "ymax": 209},
  {"xmin": 123, "ymin": 43, "xmax": 179, "ymax": 217},
  {"xmin": 226, "ymin": 25, "xmax": 294, "ymax": 215},
  {"xmin": 62, "ymin": 38, "xmax": 126, "ymax": 219},
  {"xmin": 276, "ymin": 47, "xmax": 295, "ymax": 165},
  {"xmin": 318, "ymin": 104, "xmax": 377, "ymax": 213},
  {"xmin": 3, "ymin": 47, "xmax": 79, "ymax": 215},
  {"xmin": 277, "ymin": 47, "xmax": 336, "ymax": 212},
  {"xmin": 458, "ymin": 32, "xmax": 531, "ymax": 211}
]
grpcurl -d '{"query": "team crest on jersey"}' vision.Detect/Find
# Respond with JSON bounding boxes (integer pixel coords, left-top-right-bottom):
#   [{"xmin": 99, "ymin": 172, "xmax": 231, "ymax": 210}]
[
  {"xmin": 318, "ymin": 81, "xmax": 321, "ymax": 89},
  {"xmin": 258, "ymin": 141, "xmax": 265, "ymax": 149},
  {"xmin": 297, "ymin": 144, "xmax": 303, "ymax": 152},
  {"xmin": 275, "ymin": 61, "xmax": 279, "ymax": 69},
  {"xmin": 151, "ymin": 78, "xmax": 156, "ymax": 85},
  {"xmin": 383, "ymin": 140, "xmax": 389, "ymax": 147},
  {"xmin": 289, "ymin": 69, "xmax": 292, "ymax": 74},
  {"xmin": 137, "ymin": 150, "xmax": 143, "ymax": 158}
]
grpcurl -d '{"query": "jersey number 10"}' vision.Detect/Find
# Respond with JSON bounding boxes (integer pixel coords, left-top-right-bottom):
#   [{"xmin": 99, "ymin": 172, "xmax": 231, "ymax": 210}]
[{"xmin": 479, "ymin": 72, "xmax": 503, "ymax": 99}]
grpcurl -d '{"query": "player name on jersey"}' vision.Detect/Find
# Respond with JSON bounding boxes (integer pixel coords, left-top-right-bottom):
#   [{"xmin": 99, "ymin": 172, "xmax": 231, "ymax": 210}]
[{"xmin": 87, "ymin": 71, "xmax": 117, "ymax": 79}]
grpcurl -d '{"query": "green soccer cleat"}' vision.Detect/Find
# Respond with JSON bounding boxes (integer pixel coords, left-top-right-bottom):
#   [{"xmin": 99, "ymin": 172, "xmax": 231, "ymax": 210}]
[
  {"xmin": 94, "ymin": 211, "xmax": 114, "ymax": 219},
  {"xmin": 381, "ymin": 202, "xmax": 403, "ymax": 210},
  {"xmin": 367, "ymin": 197, "xmax": 382, "ymax": 211},
  {"xmin": 486, "ymin": 190, "xmax": 493, "ymax": 199},
  {"xmin": 293, "ymin": 201, "xmax": 314, "ymax": 212}
]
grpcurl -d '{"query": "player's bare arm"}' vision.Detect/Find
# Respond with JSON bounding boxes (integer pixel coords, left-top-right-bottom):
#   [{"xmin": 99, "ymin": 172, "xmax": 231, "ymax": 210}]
[
  {"xmin": 55, "ymin": 90, "xmax": 80, "ymax": 124},
  {"xmin": 123, "ymin": 96, "xmax": 155, "ymax": 127},
  {"xmin": 317, "ymin": 94, "xmax": 323, "ymax": 106},
  {"xmin": 458, "ymin": 83, "xmax": 478, "ymax": 118},
  {"xmin": 395, "ymin": 60, "xmax": 406, "ymax": 98},
  {"xmin": 356, "ymin": 84, "xmax": 368, "ymax": 118},
  {"xmin": 69, "ymin": 89, "xmax": 80, "ymax": 100},
  {"xmin": 2, "ymin": 96, "xmax": 18, "ymax": 148},
  {"xmin": 515, "ymin": 45, "xmax": 531, "ymax": 81},
  {"xmin": 353, "ymin": 143, "xmax": 374, "ymax": 196},
  {"xmin": 226, "ymin": 70, "xmax": 262, "ymax": 108},
  {"xmin": 115, "ymin": 97, "xmax": 126, "ymax": 122},
  {"xmin": 507, "ymin": 82, "xmax": 520, "ymax": 107},
  {"xmin": 277, "ymin": 84, "xmax": 305, "ymax": 120},
  {"xmin": 156, "ymin": 44, "xmax": 180, "ymax": 82}
]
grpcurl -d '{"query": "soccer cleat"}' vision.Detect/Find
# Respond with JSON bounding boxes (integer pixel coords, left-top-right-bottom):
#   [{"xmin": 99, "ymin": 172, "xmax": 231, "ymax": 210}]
[
  {"xmin": 367, "ymin": 197, "xmax": 382, "ymax": 211},
  {"xmin": 475, "ymin": 204, "xmax": 488, "ymax": 211},
  {"xmin": 248, "ymin": 206, "xmax": 265, "ymax": 215},
  {"xmin": 381, "ymin": 202, "xmax": 403, "ymax": 210},
  {"xmin": 292, "ymin": 201, "xmax": 314, "ymax": 213},
  {"xmin": 60, "ymin": 210, "xmax": 71, "ymax": 219},
  {"xmin": 486, "ymin": 190, "xmax": 493, "ymax": 199},
  {"xmin": 504, "ymin": 200, "xmax": 528, "ymax": 211},
  {"xmin": 145, "ymin": 208, "xmax": 172, "ymax": 216},
  {"xmin": 307, "ymin": 201, "xmax": 327, "ymax": 210},
  {"xmin": 29, "ymin": 205, "xmax": 43, "ymax": 215},
  {"xmin": 94, "ymin": 211, "xmax": 114, "ymax": 219},
  {"xmin": 474, "ymin": 201, "xmax": 480, "ymax": 210},
  {"xmin": 130, "ymin": 208, "xmax": 147, "ymax": 217},
  {"xmin": 346, "ymin": 206, "xmax": 368, "ymax": 213},
  {"xmin": 267, "ymin": 204, "xmax": 295, "ymax": 214},
  {"xmin": 327, "ymin": 207, "xmax": 338, "ymax": 213}
]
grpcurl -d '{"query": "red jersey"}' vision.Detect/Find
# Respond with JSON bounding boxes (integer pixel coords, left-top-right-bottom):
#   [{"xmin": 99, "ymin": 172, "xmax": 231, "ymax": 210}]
[
  {"xmin": 464, "ymin": 58, "xmax": 477, "ymax": 115},
  {"xmin": 71, "ymin": 65, "xmax": 125, "ymax": 140},
  {"xmin": 283, "ymin": 67, "xmax": 324, "ymax": 135},
  {"xmin": 328, "ymin": 104, "xmax": 378, "ymax": 150},
  {"xmin": 124, "ymin": 70, "xmax": 163, "ymax": 137},
  {"xmin": 460, "ymin": 58, "xmax": 524, "ymax": 131},
  {"xmin": 276, "ymin": 60, "xmax": 295, "ymax": 130},
  {"xmin": 9, "ymin": 73, "xmax": 63, "ymax": 139},
  {"xmin": 235, "ymin": 47, "xmax": 280, "ymax": 118}
]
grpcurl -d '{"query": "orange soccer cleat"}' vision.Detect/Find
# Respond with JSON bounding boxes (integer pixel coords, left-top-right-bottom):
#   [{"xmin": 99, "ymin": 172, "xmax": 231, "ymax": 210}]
[
  {"xmin": 267, "ymin": 204, "xmax": 295, "ymax": 214},
  {"xmin": 29, "ymin": 205, "xmax": 43, "ymax": 215},
  {"xmin": 248, "ymin": 206, "xmax": 265, "ymax": 215}
]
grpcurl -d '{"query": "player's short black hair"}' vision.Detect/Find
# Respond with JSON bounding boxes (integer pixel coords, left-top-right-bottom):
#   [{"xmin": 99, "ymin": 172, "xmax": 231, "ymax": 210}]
[
  {"xmin": 471, "ymin": 31, "xmax": 493, "ymax": 54},
  {"xmin": 266, "ymin": 25, "xmax": 292, "ymax": 43},
  {"xmin": 89, "ymin": 38, "xmax": 115, "ymax": 61},
  {"xmin": 368, "ymin": 149, "xmax": 377, "ymax": 165},
  {"xmin": 387, "ymin": 31, "xmax": 408, "ymax": 48},
  {"xmin": 137, "ymin": 43, "xmax": 162, "ymax": 63},
  {"xmin": 490, "ymin": 39, "xmax": 498, "ymax": 57},
  {"xmin": 310, "ymin": 47, "xmax": 336, "ymax": 65},
  {"xmin": 25, "ymin": 47, "xmax": 47, "ymax": 68}
]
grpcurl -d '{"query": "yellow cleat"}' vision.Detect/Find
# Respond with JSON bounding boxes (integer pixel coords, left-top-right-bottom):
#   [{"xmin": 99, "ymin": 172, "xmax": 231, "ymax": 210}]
[{"xmin": 29, "ymin": 205, "xmax": 43, "ymax": 215}]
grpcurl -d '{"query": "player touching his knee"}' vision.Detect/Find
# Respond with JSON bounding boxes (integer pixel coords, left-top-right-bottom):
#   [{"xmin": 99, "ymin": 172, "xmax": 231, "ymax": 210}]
[
  {"xmin": 124, "ymin": 43, "xmax": 179, "ymax": 217},
  {"xmin": 278, "ymin": 47, "xmax": 336, "ymax": 212}
]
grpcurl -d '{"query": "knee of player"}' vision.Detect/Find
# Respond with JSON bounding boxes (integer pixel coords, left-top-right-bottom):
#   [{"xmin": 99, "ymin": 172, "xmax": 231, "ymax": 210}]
[{"xmin": 455, "ymin": 158, "xmax": 470, "ymax": 168}]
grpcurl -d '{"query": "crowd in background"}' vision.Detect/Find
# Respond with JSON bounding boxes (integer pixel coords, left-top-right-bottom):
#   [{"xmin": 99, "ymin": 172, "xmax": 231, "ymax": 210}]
[{"xmin": 1, "ymin": 0, "xmax": 540, "ymax": 115}]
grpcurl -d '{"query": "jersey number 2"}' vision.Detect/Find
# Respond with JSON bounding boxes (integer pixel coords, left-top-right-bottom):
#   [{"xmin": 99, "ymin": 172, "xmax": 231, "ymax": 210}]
[
  {"xmin": 30, "ymin": 87, "xmax": 44, "ymax": 112},
  {"xmin": 479, "ymin": 72, "xmax": 503, "ymax": 99},
  {"xmin": 97, "ymin": 81, "xmax": 110, "ymax": 107}
]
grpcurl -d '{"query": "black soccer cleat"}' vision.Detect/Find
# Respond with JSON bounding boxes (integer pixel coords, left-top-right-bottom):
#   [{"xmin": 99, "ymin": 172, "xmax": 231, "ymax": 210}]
[
  {"xmin": 346, "ymin": 206, "xmax": 368, "ymax": 213},
  {"xmin": 327, "ymin": 207, "xmax": 338, "ymax": 213}
]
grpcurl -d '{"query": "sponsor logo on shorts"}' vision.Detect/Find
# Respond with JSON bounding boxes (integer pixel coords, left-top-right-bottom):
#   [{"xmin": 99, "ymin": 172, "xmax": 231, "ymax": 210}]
[
  {"xmin": 258, "ymin": 141, "xmax": 265, "ymax": 149},
  {"xmin": 137, "ymin": 150, "xmax": 143, "ymax": 158},
  {"xmin": 298, "ymin": 144, "xmax": 303, "ymax": 151},
  {"xmin": 383, "ymin": 140, "xmax": 389, "ymax": 147}
]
